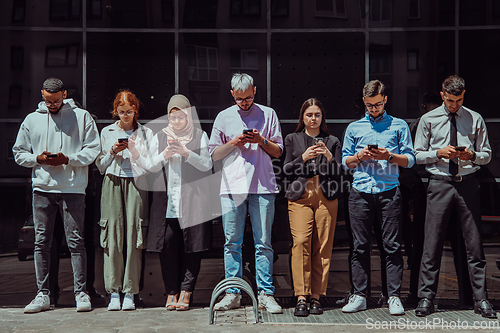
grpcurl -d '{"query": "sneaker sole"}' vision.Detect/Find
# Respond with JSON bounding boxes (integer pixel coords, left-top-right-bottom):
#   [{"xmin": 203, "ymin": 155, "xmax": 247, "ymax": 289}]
[
  {"xmin": 24, "ymin": 305, "xmax": 50, "ymax": 314},
  {"xmin": 77, "ymin": 307, "xmax": 92, "ymax": 312},
  {"xmin": 390, "ymin": 310, "xmax": 405, "ymax": 315},
  {"xmin": 342, "ymin": 306, "xmax": 367, "ymax": 313},
  {"xmin": 214, "ymin": 305, "xmax": 241, "ymax": 311},
  {"xmin": 258, "ymin": 305, "xmax": 283, "ymax": 314},
  {"xmin": 122, "ymin": 307, "xmax": 135, "ymax": 311}
]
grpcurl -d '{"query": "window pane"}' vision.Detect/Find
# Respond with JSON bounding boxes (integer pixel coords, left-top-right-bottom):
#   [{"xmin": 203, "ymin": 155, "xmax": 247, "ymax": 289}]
[
  {"xmin": 336, "ymin": 0, "xmax": 346, "ymax": 16},
  {"xmin": 316, "ymin": 0, "xmax": 334, "ymax": 13},
  {"xmin": 46, "ymin": 47, "xmax": 67, "ymax": 67},
  {"xmin": 408, "ymin": 0, "xmax": 419, "ymax": 18},
  {"xmin": 87, "ymin": 32, "xmax": 175, "ymax": 120}
]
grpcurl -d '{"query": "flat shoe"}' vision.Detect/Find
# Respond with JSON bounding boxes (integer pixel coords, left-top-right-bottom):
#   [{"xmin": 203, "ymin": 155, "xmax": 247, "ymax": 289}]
[
  {"xmin": 294, "ymin": 299, "xmax": 308, "ymax": 317},
  {"xmin": 309, "ymin": 298, "xmax": 323, "ymax": 315}
]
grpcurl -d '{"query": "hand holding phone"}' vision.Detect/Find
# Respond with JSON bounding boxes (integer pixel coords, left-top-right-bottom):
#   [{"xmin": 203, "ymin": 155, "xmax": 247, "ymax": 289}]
[
  {"xmin": 46, "ymin": 153, "xmax": 57, "ymax": 158},
  {"xmin": 455, "ymin": 146, "xmax": 466, "ymax": 151},
  {"xmin": 368, "ymin": 144, "xmax": 378, "ymax": 150},
  {"xmin": 118, "ymin": 138, "xmax": 128, "ymax": 143},
  {"xmin": 243, "ymin": 128, "xmax": 255, "ymax": 135}
]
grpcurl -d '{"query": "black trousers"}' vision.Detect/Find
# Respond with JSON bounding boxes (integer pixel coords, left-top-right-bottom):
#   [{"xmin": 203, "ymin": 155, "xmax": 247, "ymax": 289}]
[
  {"xmin": 159, "ymin": 218, "xmax": 202, "ymax": 295},
  {"xmin": 418, "ymin": 176, "xmax": 487, "ymax": 301},
  {"xmin": 348, "ymin": 187, "xmax": 404, "ymax": 297}
]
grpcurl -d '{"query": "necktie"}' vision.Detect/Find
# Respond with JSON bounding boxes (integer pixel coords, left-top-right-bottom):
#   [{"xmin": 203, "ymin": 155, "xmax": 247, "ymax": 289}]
[{"xmin": 449, "ymin": 113, "xmax": 458, "ymax": 175}]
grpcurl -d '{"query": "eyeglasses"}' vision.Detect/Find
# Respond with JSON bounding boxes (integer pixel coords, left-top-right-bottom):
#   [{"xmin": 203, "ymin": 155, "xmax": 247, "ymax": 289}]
[
  {"xmin": 44, "ymin": 99, "xmax": 63, "ymax": 107},
  {"xmin": 118, "ymin": 111, "xmax": 135, "ymax": 116},
  {"xmin": 235, "ymin": 96, "xmax": 254, "ymax": 104},
  {"xmin": 365, "ymin": 102, "xmax": 384, "ymax": 110}
]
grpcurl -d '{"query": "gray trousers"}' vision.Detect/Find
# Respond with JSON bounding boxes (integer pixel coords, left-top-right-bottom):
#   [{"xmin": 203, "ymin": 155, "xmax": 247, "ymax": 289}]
[{"xmin": 33, "ymin": 191, "xmax": 87, "ymax": 295}]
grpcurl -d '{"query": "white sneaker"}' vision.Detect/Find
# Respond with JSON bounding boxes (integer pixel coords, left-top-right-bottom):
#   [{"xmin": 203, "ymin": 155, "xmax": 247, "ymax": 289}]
[
  {"xmin": 107, "ymin": 292, "xmax": 121, "ymax": 311},
  {"xmin": 258, "ymin": 290, "xmax": 283, "ymax": 314},
  {"xmin": 388, "ymin": 296, "xmax": 404, "ymax": 315},
  {"xmin": 75, "ymin": 292, "xmax": 92, "ymax": 312},
  {"xmin": 122, "ymin": 293, "xmax": 135, "ymax": 311},
  {"xmin": 342, "ymin": 294, "xmax": 367, "ymax": 313},
  {"xmin": 213, "ymin": 293, "xmax": 241, "ymax": 311},
  {"xmin": 24, "ymin": 292, "xmax": 50, "ymax": 313}
]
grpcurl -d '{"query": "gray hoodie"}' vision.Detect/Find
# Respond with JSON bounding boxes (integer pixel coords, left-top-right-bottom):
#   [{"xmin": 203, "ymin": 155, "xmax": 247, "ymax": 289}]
[{"xmin": 13, "ymin": 98, "xmax": 101, "ymax": 194}]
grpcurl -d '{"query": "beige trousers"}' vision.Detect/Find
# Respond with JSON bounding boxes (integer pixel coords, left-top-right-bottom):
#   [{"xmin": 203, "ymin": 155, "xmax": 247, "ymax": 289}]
[
  {"xmin": 99, "ymin": 174, "xmax": 148, "ymax": 294},
  {"xmin": 288, "ymin": 176, "xmax": 338, "ymax": 296}
]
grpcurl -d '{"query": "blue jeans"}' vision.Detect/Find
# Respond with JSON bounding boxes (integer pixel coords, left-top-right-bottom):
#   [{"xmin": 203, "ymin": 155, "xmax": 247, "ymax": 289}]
[
  {"xmin": 33, "ymin": 191, "xmax": 87, "ymax": 295},
  {"xmin": 220, "ymin": 194, "xmax": 276, "ymax": 295}
]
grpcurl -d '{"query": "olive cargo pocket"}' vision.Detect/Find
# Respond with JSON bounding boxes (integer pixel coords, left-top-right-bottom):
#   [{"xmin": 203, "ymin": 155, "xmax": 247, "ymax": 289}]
[
  {"xmin": 99, "ymin": 219, "xmax": 109, "ymax": 248},
  {"xmin": 136, "ymin": 218, "xmax": 147, "ymax": 249}
]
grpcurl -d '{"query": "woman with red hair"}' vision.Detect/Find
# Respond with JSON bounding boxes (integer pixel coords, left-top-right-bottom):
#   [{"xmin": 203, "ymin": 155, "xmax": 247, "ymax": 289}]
[{"xmin": 96, "ymin": 90, "xmax": 153, "ymax": 311}]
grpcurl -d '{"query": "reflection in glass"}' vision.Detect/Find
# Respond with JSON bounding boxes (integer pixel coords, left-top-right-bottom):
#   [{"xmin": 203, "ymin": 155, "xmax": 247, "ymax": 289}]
[
  {"xmin": 230, "ymin": 0, "xmax": 261, "ymax": 16},
  {"xmin": 49, "ymin": 0, "xmax": 81, "ymax": 21},
  {"xmin": 316, "ymin": 0, "xmax": 347, "ymax": 18},
  {"xmin": 12, "ymin": 0, "xmax": 26, "ymax": 22},
  {"xmin": 45, "ymin": 44, "xmax": 79, "ymax": 67}
]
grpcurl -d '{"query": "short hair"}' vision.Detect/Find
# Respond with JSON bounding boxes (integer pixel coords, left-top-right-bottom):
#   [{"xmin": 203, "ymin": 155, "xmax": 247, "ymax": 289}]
[
  {"xmin": 231, "ymin": 73, "xmax": 254, "ymax": 92},
  {"xmin": 422, "ymin": 91, "xmax": 442, "ymax": 107},
  {"xmin": 362, "ymin": 80, "xmax": 385, "ymax": 98},
  {"xmin": 442, "ymin": 75, "xmax": 465, "ymax": 96},
  {"xmin": 42, "ymin": 78, "xmax": 65, "ymax": 93}
]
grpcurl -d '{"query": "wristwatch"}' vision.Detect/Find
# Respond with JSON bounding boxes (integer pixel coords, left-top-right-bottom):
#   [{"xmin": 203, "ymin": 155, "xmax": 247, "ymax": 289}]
[
  {"xmin": 471, "ymin": 151, "xmax": 477, "ymax": 162},
  {"xmin": 262, "ymin": 138, "xmax": 268, "ymax": 145},
  {"xmin": 387, "ymin": 153, "xmax": 394, "ymax": 162}
]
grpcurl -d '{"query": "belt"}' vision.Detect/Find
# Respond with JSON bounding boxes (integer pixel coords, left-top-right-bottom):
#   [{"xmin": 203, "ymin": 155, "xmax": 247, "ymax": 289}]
[{"xmin": 430, "ymin": 173, "xmax": 475, "ymax": 182}]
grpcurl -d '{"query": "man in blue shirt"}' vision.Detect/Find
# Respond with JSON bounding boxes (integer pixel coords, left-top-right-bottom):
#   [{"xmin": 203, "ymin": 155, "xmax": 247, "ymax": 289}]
[{"xmin": 341, "ymin": 80, "xmax": 415, "ymax": 316}]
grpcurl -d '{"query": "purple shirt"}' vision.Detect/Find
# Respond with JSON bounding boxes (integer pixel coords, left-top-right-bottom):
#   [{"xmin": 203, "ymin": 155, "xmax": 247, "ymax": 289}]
[{"xmin": 209, "ymin": 103, "xmax": 283, "ymax": 195}]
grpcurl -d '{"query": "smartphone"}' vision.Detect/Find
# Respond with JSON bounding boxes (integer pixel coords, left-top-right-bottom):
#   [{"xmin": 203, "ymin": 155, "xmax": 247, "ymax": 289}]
[
  {"xmin": 168, "ymin": 139, "xmax": 179, "ymax": 146},
  {"xmin": 46, "ymin": 154, "xmax": 57, "ymax": 158},
  {"xmin": 243, "ymin": 128, "xmax": 254, "ymax": 135},
  {"xmin": 368, "ymin": 144, "xmax": 378, "ymax": 150},
  {"xmin": 313, "ymin": 138, "xmax": 323, "ymax": 145},
  {"xmin": 455, "ymin": 146, "xmax": 466, "ymax": 151},
  {"xmin": 118, "ymin": 138, "xmax": 128, "ymax": 143}
]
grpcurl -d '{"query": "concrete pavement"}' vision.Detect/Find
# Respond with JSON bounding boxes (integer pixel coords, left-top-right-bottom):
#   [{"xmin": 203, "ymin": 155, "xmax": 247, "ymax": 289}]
[{"xmin": 1, "ymin": 247, "xmax": 500, "ymax": 332}]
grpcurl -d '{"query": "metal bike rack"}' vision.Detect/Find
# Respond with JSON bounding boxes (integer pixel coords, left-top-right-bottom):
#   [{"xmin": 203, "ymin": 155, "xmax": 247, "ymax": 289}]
[{"xmin": 208, "ymin": 277, "xmax": 259, "ymax": 324}]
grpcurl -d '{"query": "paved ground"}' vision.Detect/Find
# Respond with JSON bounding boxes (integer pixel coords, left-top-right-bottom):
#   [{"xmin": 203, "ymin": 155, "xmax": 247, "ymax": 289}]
[{"xmin": 1, "ymin": 247, "xmax": 500, "ymax": 332}]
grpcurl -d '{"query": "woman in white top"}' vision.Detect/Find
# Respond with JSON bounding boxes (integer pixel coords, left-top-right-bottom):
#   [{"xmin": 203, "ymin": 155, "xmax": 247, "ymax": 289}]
[
  {"xmin": 95, "ymin": 90, "xmax": 153, "ymax": 311},
  {"xmin": 137, "ymin": 94, "xmax": 212, "ymax": 311}
]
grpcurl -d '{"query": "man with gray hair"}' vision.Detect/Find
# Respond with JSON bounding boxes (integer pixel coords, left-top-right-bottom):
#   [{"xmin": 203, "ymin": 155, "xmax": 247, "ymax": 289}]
[
  {"xmin": 209, "ymin": 73, "xmax": 283, "ymax": 313},
  {"xmin": 13, "ymin": 77, "xmax": 100, "ymax": 313}
]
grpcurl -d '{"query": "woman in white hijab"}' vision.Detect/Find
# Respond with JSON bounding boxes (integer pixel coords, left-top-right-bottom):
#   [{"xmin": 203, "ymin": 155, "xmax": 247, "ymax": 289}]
[{"xmin": 138, "ymin": 94, "xmax": 213, "ymax": 311}]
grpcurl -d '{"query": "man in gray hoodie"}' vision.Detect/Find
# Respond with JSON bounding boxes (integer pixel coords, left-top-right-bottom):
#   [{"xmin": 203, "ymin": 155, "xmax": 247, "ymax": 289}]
[{"xmin": 13, "ymin": 78, "xmax": 101, "ymax": 313}]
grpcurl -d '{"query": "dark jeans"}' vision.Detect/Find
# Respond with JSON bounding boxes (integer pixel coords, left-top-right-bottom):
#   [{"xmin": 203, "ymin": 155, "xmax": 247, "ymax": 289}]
[
  {"xmin": 159, "ymin": 218, "xmax": 202, "ymax": 294},
  {"xmin": 348, "ymin": 187, "xmax": 404, "ymax": 297},
  {"xmin": 33, "ymin": 191, "xmax": 87, "ymax": 295},
  {"xmin": 418, "ymin": 177, "xmax": 487, "ymax": 301}
]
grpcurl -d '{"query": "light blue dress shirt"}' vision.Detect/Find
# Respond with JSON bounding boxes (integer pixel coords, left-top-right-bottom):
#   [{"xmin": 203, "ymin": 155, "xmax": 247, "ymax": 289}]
[{"xmin": 342, "ymin": 111, "xmax": 415, "ymax": 194}]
